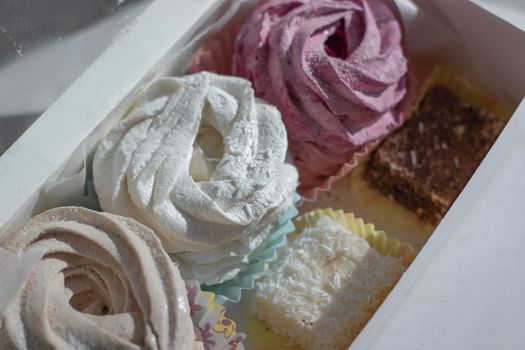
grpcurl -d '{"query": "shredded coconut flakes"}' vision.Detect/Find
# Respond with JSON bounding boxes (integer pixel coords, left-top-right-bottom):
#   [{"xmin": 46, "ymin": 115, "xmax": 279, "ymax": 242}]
[{"xmin": 254, "ymin": 216, "xmax": 405, "ymax": 350}]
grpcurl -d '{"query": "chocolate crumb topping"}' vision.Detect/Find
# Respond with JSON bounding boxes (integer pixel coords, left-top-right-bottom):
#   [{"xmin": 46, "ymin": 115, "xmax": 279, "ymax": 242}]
[{"xmin": 366, "ymin": 85, "xmax": 504, "ymax": 224}]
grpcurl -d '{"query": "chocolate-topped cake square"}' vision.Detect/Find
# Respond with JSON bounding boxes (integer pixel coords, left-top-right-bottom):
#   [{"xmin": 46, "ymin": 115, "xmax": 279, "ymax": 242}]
[{"xmin": 366, "ymin": 85, "xmax": 504, "ymax": 224}]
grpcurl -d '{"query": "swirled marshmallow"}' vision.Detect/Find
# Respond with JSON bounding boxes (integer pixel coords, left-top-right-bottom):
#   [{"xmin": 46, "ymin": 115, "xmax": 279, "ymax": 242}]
[
  {"xmin": 0, "ymin": 207, "xmax": 197, "ymax": 350},
  {"xmin": 93, "ymin": 72, "xmax": 298, "ymax": 284},
  {"xmin": 234, "ymin": 0, "xmax": 408, "ymax": 189}
]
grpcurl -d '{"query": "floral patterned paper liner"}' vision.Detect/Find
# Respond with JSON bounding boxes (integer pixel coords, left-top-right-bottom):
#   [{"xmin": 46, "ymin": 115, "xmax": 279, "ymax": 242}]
[
  {"xmin": 203, "ymin": 193, "xmax": 300, "ymax": 303},
  {"xmin": 186, "ymin": 280, "xmax": 246, "ymax": 350},
  {"xmin": 243, "ymin": 208, "xmax": 418, "ymax": 350},
  {"xmin": 73, "ymin": 180, "xmax": 247, "ymax": 348}
]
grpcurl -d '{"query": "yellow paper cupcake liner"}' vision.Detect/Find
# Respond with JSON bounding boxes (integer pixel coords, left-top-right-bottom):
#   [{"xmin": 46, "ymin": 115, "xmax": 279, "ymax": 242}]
[
  {"xmin": 293, "ymin": 208, "xmax": 417, "ymax": 266},
  {"xmin": 244, "ymin": 209, "xmax": 418, "ymax": 350},
  {"xmin": 415, "ymin": 65, "xmax": 512, "ymax": 122}
]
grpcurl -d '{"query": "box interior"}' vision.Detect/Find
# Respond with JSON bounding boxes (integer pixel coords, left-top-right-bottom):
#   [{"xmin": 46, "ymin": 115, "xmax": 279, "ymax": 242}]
[{"xmin": 1, "ymin": 0, "xmax": 524, "ymax": 349}]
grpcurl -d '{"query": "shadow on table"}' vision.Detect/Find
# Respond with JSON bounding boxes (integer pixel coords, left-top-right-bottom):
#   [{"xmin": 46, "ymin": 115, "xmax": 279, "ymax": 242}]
[
  {"xmin": 0, "ymin": 113, "xmax": 39, "ymax": 156},
  {"xmin": 0, "ymin": 0, "xmax": 147, "ymax": 65}
]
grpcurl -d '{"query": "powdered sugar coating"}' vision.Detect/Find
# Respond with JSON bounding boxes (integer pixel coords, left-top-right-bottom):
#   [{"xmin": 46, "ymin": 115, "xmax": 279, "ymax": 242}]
[
  {"xmin": 0, "ymin": 207, "xmax": 196, "ymax": 350},
  {"xmin": 234, "ymin": 0, "xmax": 408, "ymax": 189},
  {"xmin": 93, "ymin": 72, "xmax": 298, "ymax": 284}
]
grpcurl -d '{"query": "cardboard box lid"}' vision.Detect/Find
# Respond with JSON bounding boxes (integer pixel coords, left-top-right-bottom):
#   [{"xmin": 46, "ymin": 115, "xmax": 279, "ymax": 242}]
[{"xmin": 472, "ymin": 0, "xmax": 525, "ymax": 31}]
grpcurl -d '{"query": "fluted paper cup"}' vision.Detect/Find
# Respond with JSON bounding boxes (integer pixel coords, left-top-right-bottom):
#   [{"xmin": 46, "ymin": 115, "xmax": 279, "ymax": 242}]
[
  {"xmin": 244, "ymin": 208, "xmax": 417, "ymax": 350},
  {"xmin": 203, "ymin": 193, "xmax": 300, "ymax": 303},
  {"xmin": 186, "ymin": 280, "xmax": 246, "ymax": 350}
]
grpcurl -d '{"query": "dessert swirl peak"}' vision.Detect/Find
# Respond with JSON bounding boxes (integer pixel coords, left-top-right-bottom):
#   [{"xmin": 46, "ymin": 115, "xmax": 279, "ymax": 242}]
[
  {"xmin": 94, "ymin": 72, "xmax": 298, "ymax": 257},
  {"xmin": 234, "ymin": 0, "xmax": 408, "ymax": 188},
  {"xmin": 0, "ymin": 207, "xmax": 196, "ymax": 350}
]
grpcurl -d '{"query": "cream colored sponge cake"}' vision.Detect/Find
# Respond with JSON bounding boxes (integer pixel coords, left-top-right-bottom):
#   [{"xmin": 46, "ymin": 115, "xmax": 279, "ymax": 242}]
[{"xmin": 253, "ymin": 215, "xmax": 406, "ymax": 350}]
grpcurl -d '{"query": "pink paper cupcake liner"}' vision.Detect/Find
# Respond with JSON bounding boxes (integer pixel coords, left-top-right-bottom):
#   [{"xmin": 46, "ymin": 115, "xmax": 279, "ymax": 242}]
[
  {"xmin": 298, "ymin": 67, "xmax": 419, "ymax": 202},
  {"xmin": 298, "ymin": 140, "xmax": 379, "ymax": 202},
  {"xmin": 187, "ymin": 25, "xmax": 240, "ymax": 75}
]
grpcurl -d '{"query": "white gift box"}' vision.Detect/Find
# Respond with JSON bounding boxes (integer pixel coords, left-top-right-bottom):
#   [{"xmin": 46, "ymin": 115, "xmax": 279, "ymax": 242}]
[{"xmin": 0, "ymin": 0, "xmax": 524, "ymax": 349}]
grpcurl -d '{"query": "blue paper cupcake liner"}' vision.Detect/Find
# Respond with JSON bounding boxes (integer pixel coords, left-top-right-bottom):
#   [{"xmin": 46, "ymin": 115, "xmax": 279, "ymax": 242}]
[
  {"xmin": 203, "ymin": 193, "xmax": 300, "ymax": 304},
  {"xmin": 80, "ymin": 177, "xmax": 299, "ymax": 303}
]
